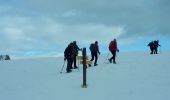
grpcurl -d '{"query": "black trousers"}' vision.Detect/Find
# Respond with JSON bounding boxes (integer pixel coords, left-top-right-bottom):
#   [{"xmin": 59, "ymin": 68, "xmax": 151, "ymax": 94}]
[
  {"xmin": 90, "ymin": 52, "xmax": 98, "ymax": 65},
  {"xmin": 110, "ymin": 51, "xmax": 116, "ymax": 63},
  {"xmin": 150, "ymin": 47, "xmax": 154, "ymax": 54},
  {"xmin": 73, "ymin": 55, "xmax": 77, "ymax": 67},
  {"xmin": 66, "ymin": 57, "xmax": 73, "ymax": 71},
  {"xmin": 153, "ymin": 47, "xmax": 158, "ymax": 54}
]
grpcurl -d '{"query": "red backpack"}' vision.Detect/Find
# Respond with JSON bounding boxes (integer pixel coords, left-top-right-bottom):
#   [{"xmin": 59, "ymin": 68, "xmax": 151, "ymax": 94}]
[{"xmin": 109, "ymin": 41, "xmax": 117, "ymax": 51}]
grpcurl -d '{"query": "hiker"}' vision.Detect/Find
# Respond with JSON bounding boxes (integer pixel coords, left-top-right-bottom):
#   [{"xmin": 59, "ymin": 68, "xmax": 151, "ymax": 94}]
[
  {"xmin": 72, "ymin": 41, "xmax": 82, "ymax": 69},
  {"xmin": 148, "ymin": 41, "xmax": 155, "ymax": 54},
  {"xmin": 153, "ymin": 40, "xmax": 161, "ymax": 54},
  {"xmin": 108, "ymin": 39, "xmax": 119, "ymax": 64},
  {"xmin": 64, "ymin": 43, "xmax": 76, "ymax": 73},
  {"xmin": 89, "ymin": 41, "xmax": 100, "ymax": 66},
  {"xmin": 5, "ymin": 55, "xmax": 10, "ymax": 60}
]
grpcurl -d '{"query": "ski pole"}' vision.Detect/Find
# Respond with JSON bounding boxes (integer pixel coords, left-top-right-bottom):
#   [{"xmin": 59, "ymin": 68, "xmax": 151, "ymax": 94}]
[
  {"xmin": 160, "ymin": 45, "xmax": 162, "ymax": 54},
  {"xmin": 105, "ymin": 52, "xmax": 110, "ymax": 61},
  {"xmin": 60, "ymin": 60, "xmax": 66, "ymax": 74}
]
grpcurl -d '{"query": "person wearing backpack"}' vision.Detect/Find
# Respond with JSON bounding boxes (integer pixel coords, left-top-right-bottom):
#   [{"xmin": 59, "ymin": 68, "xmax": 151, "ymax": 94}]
[
  {"xmin": 89, "ymin": 41, "xmax": 100, "ymax": 66},
  {"xmin": 72, "ymin": 41, "xmax": 82, "ymax": 69},
  {"xmin": 148, "ymin": 41, "xmax": 155, "ymax": 54},
  {"xmin": 64, "ymin": 43, "xmax": 76, "ymax": 73},
  {"xmin": 108, "ymin": 39, "xmax": 119, "ymax": 64},
  {"xmin": 153, "ymin": 40, "xmax": 161, "ymax": 54}
]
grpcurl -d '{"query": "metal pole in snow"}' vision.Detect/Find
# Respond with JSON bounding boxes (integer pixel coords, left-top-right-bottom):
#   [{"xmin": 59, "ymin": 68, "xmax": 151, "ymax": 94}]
[{"xmin": 82, "ymin": 48, "xmax": 87, "ymax": 88}]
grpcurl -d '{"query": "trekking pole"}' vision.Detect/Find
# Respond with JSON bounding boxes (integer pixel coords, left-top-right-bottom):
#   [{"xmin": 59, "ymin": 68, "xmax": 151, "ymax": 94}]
[
  {"xmin": 115, "ymin": 49, "xmax": 120, "ymax": 63},
  {"xmin": 116, "ymin": 51, "xmax": 119, "ymax": 59},
  {"xmin": 105, "ymin": 52, "xmax": 110, "ymax": 61},
  {"xmin": 104, "ymin": 52, "xmax": 110, "ymax": 64},
  {"xmin": 60, "ymin": 60, "xmax": 66, "ymax": 74}
]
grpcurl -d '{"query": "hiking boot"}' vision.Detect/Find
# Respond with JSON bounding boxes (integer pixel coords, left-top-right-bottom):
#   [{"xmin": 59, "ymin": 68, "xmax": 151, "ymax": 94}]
[
  {"xmin": 88, "ymin": 64, "xmax": 91, "ymax": 67},
  {"xmin": 67, "ymin": 69, "xmax": 72, "ymax": 73},
  {"xmin": 94, "ymin": 63, "xmax": 98, "ymax": 66},
  {"xmin": 113, "ymin": 61, "xmax": 116, "ymax": 64},
  {"xmin": 74, "ymin": 66, "xmax": 78, "ymax": 69}
]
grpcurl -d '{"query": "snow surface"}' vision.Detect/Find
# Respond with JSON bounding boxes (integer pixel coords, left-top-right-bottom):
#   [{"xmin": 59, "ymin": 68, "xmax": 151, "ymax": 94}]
[{"xmin": 0, "ymin": 52, "xmax": 170, "ymax": 100}]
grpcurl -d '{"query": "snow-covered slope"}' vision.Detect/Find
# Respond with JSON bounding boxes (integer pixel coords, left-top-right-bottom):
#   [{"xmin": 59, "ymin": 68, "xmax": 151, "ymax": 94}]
[{"xmin": 0, "ymin": 52, "xmax": 170, "ymax": 100}]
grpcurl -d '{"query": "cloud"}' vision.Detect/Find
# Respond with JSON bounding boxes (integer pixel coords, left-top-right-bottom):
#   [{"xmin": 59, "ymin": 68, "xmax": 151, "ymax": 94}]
[
  {"xmin": 0, "ymin": 0, "xmax": 170, "ymax": 58},
  {"xmin": 20, "ymin": 0, "xmax": 170, "ymax": 36},
  {"xmin": 0, "ymin": 14, "xmax": 124, "ymax": 57}
]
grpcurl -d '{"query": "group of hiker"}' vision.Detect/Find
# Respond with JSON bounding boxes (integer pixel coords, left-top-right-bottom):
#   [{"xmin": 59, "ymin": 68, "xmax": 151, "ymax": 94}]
[
  {"xmin": 64, "ymin": 39, "xmax": 119, "ymax": 73},
  {"xmin": 148, "ymin": 40, "xmax": 161, "ymax": 54},
  {"xmin": 0, "ymin": 55, "xmax": 11, "ymax": 61},
  {"xmin": 64, "ymin": 39, "xmax": 161, "ymax": 73}
]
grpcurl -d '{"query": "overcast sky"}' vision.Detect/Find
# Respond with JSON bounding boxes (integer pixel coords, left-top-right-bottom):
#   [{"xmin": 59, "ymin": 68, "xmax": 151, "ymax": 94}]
[{"xmin": 0, "ymin": 0, "xmax": 170, "ymax": 58}]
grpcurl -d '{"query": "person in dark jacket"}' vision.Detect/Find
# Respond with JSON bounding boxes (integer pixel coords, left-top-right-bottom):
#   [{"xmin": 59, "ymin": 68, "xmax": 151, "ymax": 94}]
[
  {"xmin": 148, "ymin": 41, "xmax": 155, "ymax": 54},
  {"xmin": 89, "ymin": 41, "xmax": 100, "ymax": 66},
  {"xmin": 64, "ymin": 43, "xmax": 75, "ymax": 73},
  {"xmin": 108, "ymin": 39, "xmax": 119, "ymax": 64},
  {"xmin": 153, "ymin": 40, "xmax": 161, "ymax": 54},
  {"xmin": 72, "ymin": 41, "xmax": 81, "ymax": 69}
]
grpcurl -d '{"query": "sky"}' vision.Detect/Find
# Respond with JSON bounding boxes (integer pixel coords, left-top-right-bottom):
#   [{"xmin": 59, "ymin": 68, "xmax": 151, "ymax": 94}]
[{"xmin": 0, "ymin": 0, "xmax": 170, "ymax": 58}]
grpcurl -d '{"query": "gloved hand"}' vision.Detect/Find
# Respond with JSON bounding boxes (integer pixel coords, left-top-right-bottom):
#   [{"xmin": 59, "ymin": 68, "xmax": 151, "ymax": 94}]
[
  {"xmin": 117, "ymin": 49, "xmax": 119, "ymax": 52},
  {"xmin": 98, "ymin": 52, "xmax": 101, "ymax": 55},
  {"xmin": 64, "ymin": 57, "xmax": 66, "ymax": 61}
]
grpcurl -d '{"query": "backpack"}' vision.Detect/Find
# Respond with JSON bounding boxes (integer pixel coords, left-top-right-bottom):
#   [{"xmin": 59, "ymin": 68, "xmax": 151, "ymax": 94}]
[
  {"xmin": 148, "ymin": 42, "xmax": 154, "ymax": 48},
  {"xmin": 90, "ymin": 43, "xmax": 97, "ymax": 52},
  {"xmin": 109, "ymin": 41, "xmax": 117, "ymax": 51},
  {"xmin": 109, "ymin": 42, "xmax": 112, "ymax": 51}
]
